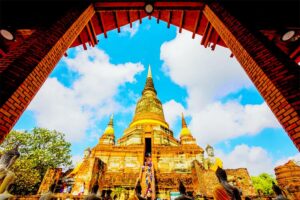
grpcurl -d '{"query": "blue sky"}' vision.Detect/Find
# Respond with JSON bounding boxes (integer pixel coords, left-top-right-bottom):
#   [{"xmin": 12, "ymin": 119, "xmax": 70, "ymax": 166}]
[{"xmin": 14, "ymin": 18, "xmax": 299, "ymax": 175}]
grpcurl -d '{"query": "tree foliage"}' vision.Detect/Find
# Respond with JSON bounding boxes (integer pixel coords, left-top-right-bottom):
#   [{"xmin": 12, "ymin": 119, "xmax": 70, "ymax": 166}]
[
  {"xmin": 10, "ymin": 159, "xmax": 41, "ymax": 194},
  {"xmin": 0, "ymin": 128, "xmax": 72, "ymax": 195},
  {"xmin": 251, "ymin": 173, "xmax": 276, "ymax": 195}
]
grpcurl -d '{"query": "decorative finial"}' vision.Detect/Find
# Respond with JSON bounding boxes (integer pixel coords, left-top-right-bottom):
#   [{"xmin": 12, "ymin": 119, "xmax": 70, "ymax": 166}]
[
  {"xmin": 103, "ymin": 114, "xmax": 115, "ymax": 135},
  {"xmin": 108, "ymin": 114, "xmax": 114, "ymax": 126},
  {"xmin": 142, "ymin": 64, "xmax": 157, "ymax": 95},
  {"xmin": 147, "ymin": 64, "xmax": 152, "ymax": 78},
  {"xmin": 181, "ymin": 113, "xmax": 187, "ymax": 128}
]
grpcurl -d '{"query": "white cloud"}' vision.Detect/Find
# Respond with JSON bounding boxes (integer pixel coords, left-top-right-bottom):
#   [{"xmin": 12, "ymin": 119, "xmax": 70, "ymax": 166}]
[
  {"xmin": 160, "ymin": 30, "xmax": 281, "ymax": 144},
  {"xmin": 28, "ymin": 48, "xmax": 144, "ymax": 142},
  {"xmin": 121, "ymin": 22, "xmax": 139, "ymax": 38},
  {"xmin": 28, "ymin": 78, "xmax": 90, "ymax": 142},
  {"xmin": 209, "ymin": 145, "xmax": 300, "ymax": 176},
  {"xmin": 274, "ymin": 153, "xmax": 300, "ymax": 167},
  {"xmin": 161, "ymin": 30, "xmax": 252, "ymax": 111},
  {"xmin": 216, "ymin": 144, "xmax": 274, "ymax": 176},
  {"xmin": 163, "ymin": 100, "xmax": 186, "ymax": 128},
  {"xmin": 190, "ymin": 101, "xmax": 280, "ymax": 145}
]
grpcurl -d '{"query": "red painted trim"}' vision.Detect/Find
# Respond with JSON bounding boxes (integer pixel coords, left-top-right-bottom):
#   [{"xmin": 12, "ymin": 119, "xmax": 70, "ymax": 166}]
[{"xmin": 201, "ymin": 21, "xmax": 210, "ymax": 45}]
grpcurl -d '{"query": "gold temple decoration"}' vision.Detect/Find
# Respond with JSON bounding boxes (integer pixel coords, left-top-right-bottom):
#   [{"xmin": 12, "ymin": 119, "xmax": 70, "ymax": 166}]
[
  {"xmin": 104, "ymin": 114, "xmax": 114, "ymax": 135},
  {"xmin": 99, "ymin": 115, "xmax": 115, "ymax": 145},
  {"xmin": 130, "ymin": 65, "xmax": 168, "ymax": 128},
  {"xmin": 39, "ymin": 66, "xmax": 256, "ymax": 199},
  {"xmin": 180, "ymin": 113, "xmax": 192, "ymax": 137}
]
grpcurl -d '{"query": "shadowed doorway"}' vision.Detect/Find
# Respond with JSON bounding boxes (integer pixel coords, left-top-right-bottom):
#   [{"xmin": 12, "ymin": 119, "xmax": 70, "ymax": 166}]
[{"xmin": 145, "ymin": 138, "xmax": 152, "ymax": 156}]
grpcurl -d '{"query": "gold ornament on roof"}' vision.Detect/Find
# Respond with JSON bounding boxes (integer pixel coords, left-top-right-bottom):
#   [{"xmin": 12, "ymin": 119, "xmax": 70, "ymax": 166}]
[
  {"xmin": 104, "ymin": 114, "xmax": 114, "ymax": 135},
  {"xmin": 180, "ymin": 113, "xmax": 192, "ymax": 137},
  {"xmin": 130, "ymin": 65, "xmax": 168, "ymax": 128}
]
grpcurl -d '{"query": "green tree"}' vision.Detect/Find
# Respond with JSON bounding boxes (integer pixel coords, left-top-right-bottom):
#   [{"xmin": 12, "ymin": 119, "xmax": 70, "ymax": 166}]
[
  {"xmin": 10, "ymin": 159, "xmax": 41, "ymax": 194},
  {"xmin": 0, "ymin": 128, "xmax": 72, "ymax": 194},
  {"xmin": 251, "ymin": 173, "xmax": 276, "ymax": 195}
]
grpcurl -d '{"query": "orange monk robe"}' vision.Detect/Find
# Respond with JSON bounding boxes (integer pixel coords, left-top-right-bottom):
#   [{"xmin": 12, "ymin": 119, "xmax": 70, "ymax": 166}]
[{"xmin": 213, "ymin": 184, "xmax": 231, "ymax": 200}]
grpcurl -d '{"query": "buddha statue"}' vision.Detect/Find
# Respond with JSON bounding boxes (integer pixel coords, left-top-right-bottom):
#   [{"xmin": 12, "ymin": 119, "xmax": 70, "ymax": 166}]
[
  {"xmin": 83, "ymin": 147, "xmax": 91, "ymax": 159},
  {"xmin": 0, "ymin": 145, "xmax": 20, "ymax": 194},
  {"xmin": 204, "ymin": 145, "xmax": 223, "ymax": 171}
]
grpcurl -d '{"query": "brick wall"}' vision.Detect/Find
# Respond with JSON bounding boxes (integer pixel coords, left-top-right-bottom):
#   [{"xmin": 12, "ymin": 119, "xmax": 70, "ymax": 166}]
[
  {"xmin": 203, "ymin": 2, "xmax": 300, "ymax": 150},
  {"xmin": 0, "ymin": 4, "xmax": 95, "ymax": 142}
]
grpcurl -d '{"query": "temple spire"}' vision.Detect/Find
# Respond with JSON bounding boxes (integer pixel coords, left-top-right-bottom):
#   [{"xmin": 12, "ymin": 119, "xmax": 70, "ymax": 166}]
[
  {"xmin": 180, "ymin": 113, "xmax": 192, "ymax": 138},
  {"xmin": 142, "ymin": 64, "xmax": 157, "ymax": 95},
  {"xmin": 104, "ymin": 114, "xmax": 114, "ymax": 135},
  {"xmin": 129, "ymin": 65, "xmax": 168, "ymax": 129},
  {"xmin": 182, "ymin": 113, "xmax": 187, "ymax": 128},
  {"xmin": 147, "ymin": 64, "xmax": 152, "ymax": 78},
  {"xmin": 108, "ymin": 114, "xmax": 113, "ymax": 126}
]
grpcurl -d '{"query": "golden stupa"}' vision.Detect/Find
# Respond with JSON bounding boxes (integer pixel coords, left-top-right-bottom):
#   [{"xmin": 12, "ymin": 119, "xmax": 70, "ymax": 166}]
[{"xmin": 38, "ymin": 66, "xmax": 255, "ymax": 199}]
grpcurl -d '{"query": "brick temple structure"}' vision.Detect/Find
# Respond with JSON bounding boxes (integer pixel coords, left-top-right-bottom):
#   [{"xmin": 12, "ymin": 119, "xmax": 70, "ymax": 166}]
[
  {"xmin": 275, "ymin": 160, "xmax": 300, "ymax": 200},
  {"xmin": 38, "ymin": 67, "xmax": 255, "ymax": 199}
]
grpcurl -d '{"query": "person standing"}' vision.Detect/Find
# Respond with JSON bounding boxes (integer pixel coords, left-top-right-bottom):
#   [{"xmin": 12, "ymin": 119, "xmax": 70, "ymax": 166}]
[{"xmin": 79, "ymin": 182, "xmax": 85, "ymax": 195}]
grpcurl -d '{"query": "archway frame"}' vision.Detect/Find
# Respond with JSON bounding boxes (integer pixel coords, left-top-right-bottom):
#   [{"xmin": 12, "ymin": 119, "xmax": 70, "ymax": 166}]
[{"xmin": 0, "ymin": 1, "xmax": 299, "ymax": 150}]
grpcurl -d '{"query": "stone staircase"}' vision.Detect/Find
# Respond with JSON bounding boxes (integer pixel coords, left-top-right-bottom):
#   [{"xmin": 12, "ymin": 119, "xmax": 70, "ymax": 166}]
[{"xmin": 141, "ymin": 160, "xmax": 156, "ymax": 199}]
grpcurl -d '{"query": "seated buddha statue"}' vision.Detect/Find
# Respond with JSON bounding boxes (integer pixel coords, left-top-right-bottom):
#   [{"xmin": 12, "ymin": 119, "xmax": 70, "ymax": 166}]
[
  {"xmin": 0, "ymin": 145, "xmax": 20, "ymax": 194},
  {"xmin": 204, "ymin": 144, "xmax": 223, "ymax": 171}
]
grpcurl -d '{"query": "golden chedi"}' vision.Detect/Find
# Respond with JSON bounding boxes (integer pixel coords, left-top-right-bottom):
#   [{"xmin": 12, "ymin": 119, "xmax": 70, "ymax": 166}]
[{"xmin": 39, "ymin": 65, "xmax": 255, "ymax": 199}]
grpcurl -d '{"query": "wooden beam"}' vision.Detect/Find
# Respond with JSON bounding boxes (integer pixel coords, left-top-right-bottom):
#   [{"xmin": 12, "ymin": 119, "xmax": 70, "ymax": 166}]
[
  {"xmin": 0, "ymin": 49, "xmax": 7, "ymax": 57},
  {"xmin": 290, "ymin": 46, "xmax": 300, "ymax": 59},
  {"xmin": 138, "ymin": 10, "xmax": 142, "ymax": 24},
  {"xmin": 192, "ymin": 10, "xmax": 202, "ymax": 39},
  {"xmin": 157, "ymin": 10, "xmax": 161, "ymax": 24},
  {"xmin": 85, "ymin": 25, "xmax": 95, "ymax": 47},
  {"xmin": 200, "ymin": 21, "xmax": 210, "ymax": 46},
  {"xmin": 167, "ymin": 10, "xmax": 172, "ymax": 28},
  {"xmin": 96, "ymin": 12, "xmax": 107, "ymax": 38},
  {"xmin": 114, "ymin": 11, "xmax": 120, "ymax": 33},
  {"xmin": 204, "ymin": 25, "xmax": 213, "ymax": 47},
  {"xmin": 155, "ymin": 1, "xmax": 203, "ymax": 9},
  {"xmin": 94, "ymin": 1, "xmax": 203, "ymax": 10},
  {"xmin": 88, "ymin": 21, "xmax": 98, "ymax": 45},
  {"xmin": 94, "ymin": 2, "xmax": 144, "ymax": 10},
  {"xmin": 211, "ymin": 34, "xmax": 220, "ymax": 51},
  {"xmin": 78, "ymin": 34, "xmax": 87, "ymax": 50},
  {"xmin": 128, "ymin": 10, "xmax": 132, "ymax": 28},
  {"xmin": 179, "ymin": 10, "xmax": 185, "ymax": 33}
]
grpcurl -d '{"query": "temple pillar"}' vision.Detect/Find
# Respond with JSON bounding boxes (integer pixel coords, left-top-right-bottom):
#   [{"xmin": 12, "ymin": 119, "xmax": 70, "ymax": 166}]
[
  {"xmin": 38, "ymin": 168, "xmax": 62, "ymax": 194},
  {"xmin": 72, "ymin": 157, "xmax": 101, "ymax": 195},
  {"xmin": 0, "ymin": 3, "xmax": 95, "ymax": 142},
  {"xmin": 203, "ymin": 2, "xmax": 300, "ymax": 150}
]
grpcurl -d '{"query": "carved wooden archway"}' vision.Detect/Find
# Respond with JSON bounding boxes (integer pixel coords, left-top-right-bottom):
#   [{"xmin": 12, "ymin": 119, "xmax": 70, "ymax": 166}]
[{"xmin": 0, "ymin": 1, "xmax": 299, "ymax": 150}]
